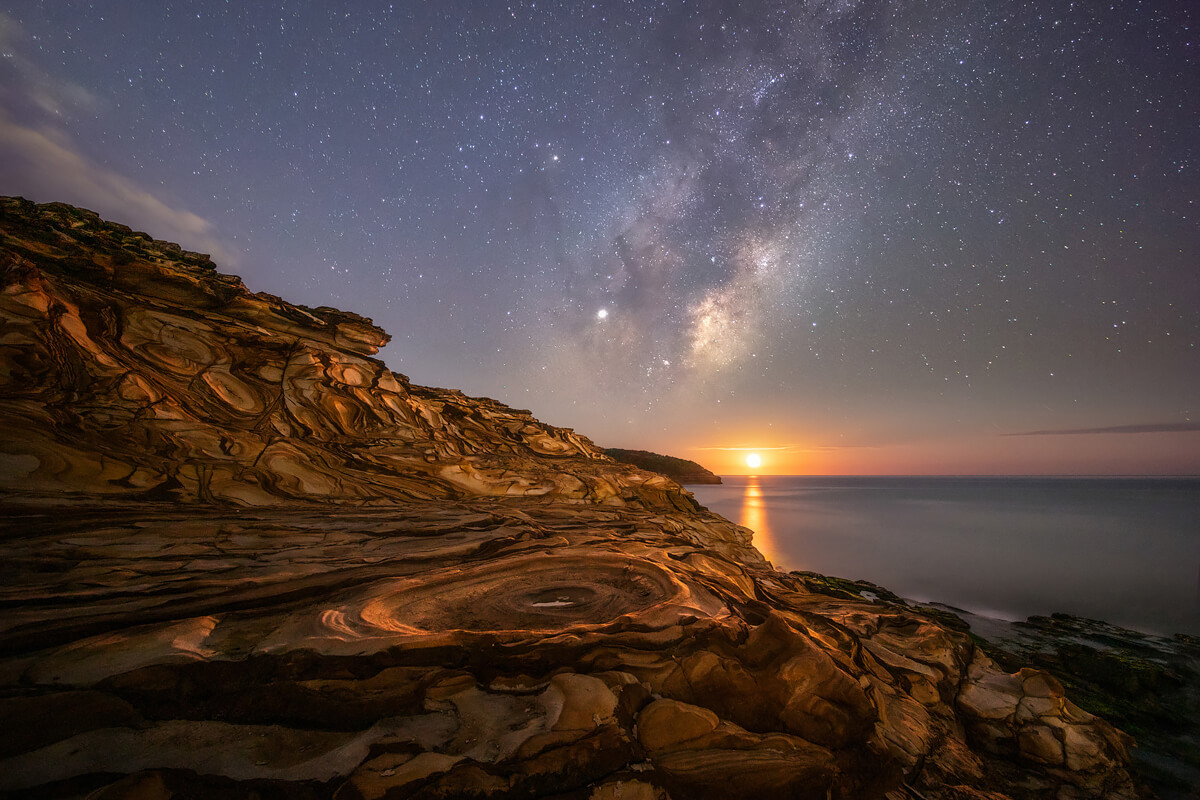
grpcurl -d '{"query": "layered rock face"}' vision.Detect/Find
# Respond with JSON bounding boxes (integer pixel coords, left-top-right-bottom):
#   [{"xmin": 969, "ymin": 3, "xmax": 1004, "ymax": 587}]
[
  {"xmin": 0, "ymin": 197, "xmax": 690, "ymax": 510},
  {"xmin": 0, "ymin": 199, "xmax": 1141, "ymax": 799}
]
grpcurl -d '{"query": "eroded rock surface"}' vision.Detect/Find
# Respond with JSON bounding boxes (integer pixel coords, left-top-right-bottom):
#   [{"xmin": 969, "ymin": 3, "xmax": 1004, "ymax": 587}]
[
  {"xmin": 0, "ymin": 198, "xmax": 690, "ymax": 510},
  {"xmin": 955, "ymin": 610, "xmax": 1200, "ymax": 799},
  {"xmin": 0, "ymin": 199, "xmax": 1143, "ymax": 799}
]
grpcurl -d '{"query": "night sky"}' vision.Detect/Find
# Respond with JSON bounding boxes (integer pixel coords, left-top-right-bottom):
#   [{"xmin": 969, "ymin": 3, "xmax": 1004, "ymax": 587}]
[{"xmin": 3, "ymin": 1, "xmax": 1197, "ymax": 475}]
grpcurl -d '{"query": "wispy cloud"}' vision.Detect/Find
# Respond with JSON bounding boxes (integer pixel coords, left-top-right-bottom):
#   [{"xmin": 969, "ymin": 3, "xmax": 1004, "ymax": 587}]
[
  {"xmin": 0, "ymin": 13, "xmax": 100, "ymax": 121},
  {"xmin": 1004, "ymin": 422, "xmax": 1200, "ymax": 437},
  {"xmin": 0, "ymin": 14, "xmax": 234, "ymax": 265},
  {"xmin": 692, "ymin": 443, "xmax": 878, "ymax": 452},
  {"xmin": 0, "ymin": 114, "xmax": 235, "ymax": 266},
  {"xmin": 693, "ymin": 444, "xmax": 803, "ymax": 451}
]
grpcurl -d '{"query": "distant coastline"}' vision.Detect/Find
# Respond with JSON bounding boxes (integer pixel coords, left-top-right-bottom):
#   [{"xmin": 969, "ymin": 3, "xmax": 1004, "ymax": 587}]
[{"xmin": 603, "ymin": 448, "xmax": 722, "ymax": 484}]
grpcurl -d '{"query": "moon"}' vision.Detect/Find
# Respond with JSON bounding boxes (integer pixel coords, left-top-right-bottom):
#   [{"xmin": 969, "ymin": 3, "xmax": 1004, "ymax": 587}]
[{"xmin": 746, "ymin": 453, "xmax": 762, "ymax": 469}]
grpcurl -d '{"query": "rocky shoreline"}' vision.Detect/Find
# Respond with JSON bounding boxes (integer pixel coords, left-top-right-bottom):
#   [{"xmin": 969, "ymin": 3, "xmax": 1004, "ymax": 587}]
[
  {"xmin": 0, "ymin": 198, "xmax": 1150, "ymax": 799},
  {"xmin": 791, "ymin": 572, "xmax": 1200, "ymax": 800},
  {"xmin": 964, "ymin": 612, "xmax": 1200, "ymax": 799}
]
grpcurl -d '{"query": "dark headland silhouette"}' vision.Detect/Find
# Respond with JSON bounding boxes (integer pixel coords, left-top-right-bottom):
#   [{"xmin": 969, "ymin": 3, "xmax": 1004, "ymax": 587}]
[{"xmin": 604, "ymin": 448, "xmax": 722, "ymax": 485}]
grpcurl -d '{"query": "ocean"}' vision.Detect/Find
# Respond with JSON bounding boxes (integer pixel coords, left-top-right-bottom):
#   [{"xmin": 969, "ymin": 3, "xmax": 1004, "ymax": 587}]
[{"xmin": 691, "ymin": 476, "xmax": 1200, "ymax": 636}]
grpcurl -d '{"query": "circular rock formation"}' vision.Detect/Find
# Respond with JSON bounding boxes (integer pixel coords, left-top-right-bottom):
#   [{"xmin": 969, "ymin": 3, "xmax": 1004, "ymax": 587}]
[{"xmin": 260, "ymin": 552, "xmax": 722, "ymax": 654}]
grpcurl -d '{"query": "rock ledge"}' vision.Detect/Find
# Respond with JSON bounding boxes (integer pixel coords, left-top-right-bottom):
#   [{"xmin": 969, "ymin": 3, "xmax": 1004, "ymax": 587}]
[{"xmin": 0, "ymin": 199, "xmax": 1142, "ymax": 800}]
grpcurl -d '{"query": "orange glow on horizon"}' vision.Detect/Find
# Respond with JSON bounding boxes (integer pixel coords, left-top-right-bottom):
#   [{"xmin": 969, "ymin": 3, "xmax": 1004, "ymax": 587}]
[
  {"xmin": 705, "ymin": 446, "xmax": 807, "ymax": 476},
  {"xmin": 701, "ymin": 449, "xmax": 777, "ymax": 476},
  {"xmin": 685, "ymin": 427, "xmax": 1200, "ymax": 477}
]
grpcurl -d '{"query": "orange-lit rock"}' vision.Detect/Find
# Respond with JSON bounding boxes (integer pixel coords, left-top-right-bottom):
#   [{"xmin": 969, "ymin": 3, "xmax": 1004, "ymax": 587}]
[{"xmin": 0, "ymin": 198, "xmax": 1140, "ymax": 799}]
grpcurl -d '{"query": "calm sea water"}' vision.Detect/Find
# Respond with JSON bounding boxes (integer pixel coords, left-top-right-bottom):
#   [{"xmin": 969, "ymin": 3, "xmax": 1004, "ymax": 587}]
[{"xmin": 691, "ymin": 477, "xmax": 1200, "ymax": 636}]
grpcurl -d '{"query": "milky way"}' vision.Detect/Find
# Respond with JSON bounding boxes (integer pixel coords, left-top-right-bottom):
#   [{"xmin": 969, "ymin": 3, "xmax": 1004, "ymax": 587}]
[{"xmin": 2, "ymin": 0, "xmax": 1196, "ymax": 473}]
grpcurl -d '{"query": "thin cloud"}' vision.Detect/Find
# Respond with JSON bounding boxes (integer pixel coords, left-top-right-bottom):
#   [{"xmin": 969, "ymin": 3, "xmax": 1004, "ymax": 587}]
[
  {"xmin": 0, "ymin": 14, "xmax": 233, "ymax": 267},
  {"xmin": 692, "ymin": 443, "xmax": 878, "ymax": 452},
  {"xmin": 1004, "ymin": 422, "xmax": 1200, "ymax": 437},
  {"xmin": 811, "ymin": 443, "xmax": 879, "ymax": 450},
  {"xmin": 0, "ymin": 113, "xmax": 234, "ymax": 266},
  {"xmin": 693, "ymin": 445, "xmax": 805, "ymax": 452},
  {"xmin": 0, "ymin": 13, "xmax": 100, "ymax": 121}
]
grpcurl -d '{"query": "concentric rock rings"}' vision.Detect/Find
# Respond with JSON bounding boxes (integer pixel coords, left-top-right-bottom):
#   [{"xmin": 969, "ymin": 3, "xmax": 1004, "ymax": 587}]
[
  {"xmin": 361, "ymin": 552, "xmax": 682, "ymax": 633},
  {"xmin": 262, "ymin": 552, "xmax": 710, "ymax": 654}
]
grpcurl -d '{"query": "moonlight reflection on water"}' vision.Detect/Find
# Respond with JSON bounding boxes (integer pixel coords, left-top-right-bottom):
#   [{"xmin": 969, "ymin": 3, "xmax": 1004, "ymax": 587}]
[
  {"xmin": 697, "ymin": 476, "xmax": 1200, "ymax": 636},
  {"xmin": 738, "ymin": 476, "xmax": 779, "ymax": 567}
]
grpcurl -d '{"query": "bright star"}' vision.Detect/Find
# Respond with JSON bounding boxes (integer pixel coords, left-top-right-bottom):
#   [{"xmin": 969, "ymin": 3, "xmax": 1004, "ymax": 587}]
[{"xmin": 596, "ymin": 308, "xmax": 608, "ymax": 320}]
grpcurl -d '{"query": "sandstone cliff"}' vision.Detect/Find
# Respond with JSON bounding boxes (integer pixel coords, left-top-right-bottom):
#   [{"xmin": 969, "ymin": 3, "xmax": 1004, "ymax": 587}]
[
  {"xmin": 0, "ymin": 198, "xmax": 1141, "ymax": 800},
  {"xmin": 0, "ymin": 197, "xmax": 693, "ymax": 511}
]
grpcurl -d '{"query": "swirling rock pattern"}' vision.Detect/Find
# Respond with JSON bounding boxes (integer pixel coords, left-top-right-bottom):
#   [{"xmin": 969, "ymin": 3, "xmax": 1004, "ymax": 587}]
[
  {"xmin": 0, "ymin": 198, "xmax": 689, "ymax": 510},
  {"xmin": 0, "ymin": 200, "xmax": 1141, "ymax": 799}
]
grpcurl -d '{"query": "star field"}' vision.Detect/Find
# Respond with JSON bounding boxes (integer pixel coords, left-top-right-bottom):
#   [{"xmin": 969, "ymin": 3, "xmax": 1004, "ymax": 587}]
[{"xmin": 2, "ymin": 0, "xmax": 1196, "ymax": 474}]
